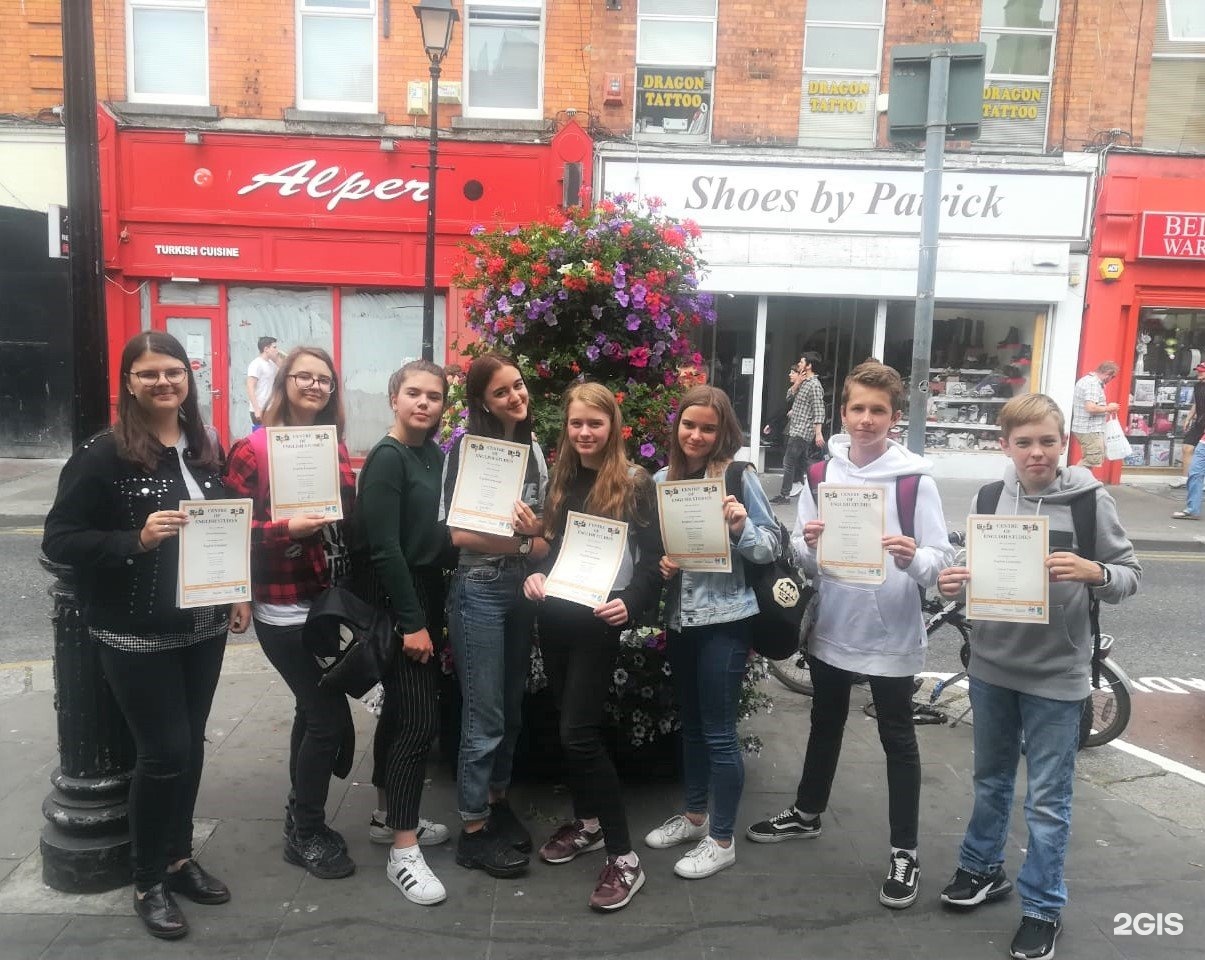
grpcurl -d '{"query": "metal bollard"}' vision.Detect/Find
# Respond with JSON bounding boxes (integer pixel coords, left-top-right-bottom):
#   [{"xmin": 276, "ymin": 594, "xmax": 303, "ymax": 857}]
[{"xmin": 39, "ymin": 556, "xmax": 135, "ymax": 892}]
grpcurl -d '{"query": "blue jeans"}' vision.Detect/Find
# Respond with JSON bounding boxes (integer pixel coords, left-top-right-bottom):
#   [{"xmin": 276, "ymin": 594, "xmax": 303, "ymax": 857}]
[
  {"xmin": 447, "ymin": 560, "xmax": 534, "ymax": 822},
  {"xmin": 1185, "ymin": 440, "xmax": 1205, "ymax": 515},
  {"xmin": 667, "ymin": 620, "xmax": 750, "ymax": 842},
  {"xmin": 959, "ymin": 677, "xmax": 1082, "ymax": 922}
]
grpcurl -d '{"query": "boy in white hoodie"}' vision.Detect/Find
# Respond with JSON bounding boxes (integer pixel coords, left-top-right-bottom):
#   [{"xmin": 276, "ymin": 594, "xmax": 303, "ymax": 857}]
[{"xmin": 745, "ymin": 361, "xmax": 953, "ymax": 910}]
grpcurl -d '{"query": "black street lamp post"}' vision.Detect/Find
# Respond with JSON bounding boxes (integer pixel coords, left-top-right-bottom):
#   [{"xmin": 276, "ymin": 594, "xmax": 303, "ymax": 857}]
[{"xmin": 414, "ymin": 0, "xmax": 459, "ymax": 362}]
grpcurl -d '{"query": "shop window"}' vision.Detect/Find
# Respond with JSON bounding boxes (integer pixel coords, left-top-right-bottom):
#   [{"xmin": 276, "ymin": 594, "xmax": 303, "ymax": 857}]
[
  {"xmin": 1125, "ymin": 307, "xmax": 1205, "ymax": 471},
  {"xmin": 977, "ymin": 0, "xmax": 1058, "ymax": 151},
  {"xmin": 883, "ymin": 302, "xmax": 1043, "ymax": 454},
  {"xmin": 126, "ymin": 0, "xmax": 209, "ymax": 106},
  {"xmin": 1145, "ymin": 1, "xmax": 1205, "ymax": 152},
  {"xmin": 634, "ymin": 0, "xmax": 715, "ymax": 142},
  {"xmin": 464, "ymin": 0, "xmax": 544, "ymax": 119},
  {"xmin": 340, "ymin": 289, "xmax": 445, "ymax": 457},
  {"xmin": 798, "ymin": 0, "xmax": 884, "ymax": 149},
  {"xmin": 296, "ymin": 0, "xmax": 378, "ymax": 114},
  {"xmin": 225, "ymin": 286, "xmax": 335, "ymax": 441}
]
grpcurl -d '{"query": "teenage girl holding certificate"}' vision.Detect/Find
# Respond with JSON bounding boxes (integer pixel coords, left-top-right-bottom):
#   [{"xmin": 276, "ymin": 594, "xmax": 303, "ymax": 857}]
[
  {"xmin": 645, "ymin": 385, "xmax": 779, "ymax": 879},
  {"xmin": 440, "ymin": 352, "xmax": 550, "ymax": 878},
  {"xmin": 224, "ymin": 346, "xmax": 357, "ymax": 881},
  {"xmin": 521, "ymin": 383, "xmax": 662, "ymax": 912}
]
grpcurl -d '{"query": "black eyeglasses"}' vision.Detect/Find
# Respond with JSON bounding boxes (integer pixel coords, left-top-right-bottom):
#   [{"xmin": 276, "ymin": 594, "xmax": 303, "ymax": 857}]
[
  {"xmin": 289, "ymin": 372, "xmax": 336, "ymax": 392},
  {"xmin": 129, "ymin": 367, "xmax": 188, "ymax": 385}
]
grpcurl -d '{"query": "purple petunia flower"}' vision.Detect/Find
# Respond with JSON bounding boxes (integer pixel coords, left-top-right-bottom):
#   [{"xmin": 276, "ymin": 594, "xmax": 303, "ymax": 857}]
[
  {"xmin": 639, "ymin": 442, "xmax": 656, "ymax": 458},
  {"xmin": 630, "ymin": 283, "xmax": 647, "ymax": 305},
  {"xmin": 591, "ymin": 304, "xmax": 604, "ymax": 320},
  {"xmin": 469, "ymin": 225, "xmax": 486, "ymax": 236},
  {"xmin": 614, "ymin": 290, "xmax": 630, "ymax": 308},
  {"xmin": 586, "ymin": 345, "xmax": 600, "ymax": 362},
  {"xmin": 626, "ymin": 314, "xmax": 641, "ymax": 331},
  {"xmin": 510, "ymin": 280, "xmax": 526, "ymax": 296},
  {"xmin": 595, "ymin": 333, "xmax": 607, "ymax": 345},
  {"xmin": 496, "ymin": 296, "xmax": 511, "ymax": 315}
]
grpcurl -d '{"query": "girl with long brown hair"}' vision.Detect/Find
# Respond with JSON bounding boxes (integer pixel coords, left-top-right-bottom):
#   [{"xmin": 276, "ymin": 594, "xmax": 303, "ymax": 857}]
[
  {"xmin": 644, "ymin": 386, "xmax": 778, "ymax": 880},
  {"xmin": 223, "ymin": 346, "xmax": 357, "ymax": 881},
  {"xmin": 43, "ymin": 331, "xmax": 249, "ymax": 940},
  {"xmin": 522, "ymin": 382, "xmax": 662, "ymax": 912}
]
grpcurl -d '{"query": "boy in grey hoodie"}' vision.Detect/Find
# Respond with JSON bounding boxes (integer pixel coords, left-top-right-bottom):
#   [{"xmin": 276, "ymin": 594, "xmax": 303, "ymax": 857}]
[{"xmin": 936, "ymin": 394, "xmax": 1140, "ymax": 960}]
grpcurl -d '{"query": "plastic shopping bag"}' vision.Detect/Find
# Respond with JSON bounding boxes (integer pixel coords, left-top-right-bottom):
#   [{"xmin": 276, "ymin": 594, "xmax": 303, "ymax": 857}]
[{"xmin": 1104, "ymin": 417, "xmax": 1130, "ymax": 461}]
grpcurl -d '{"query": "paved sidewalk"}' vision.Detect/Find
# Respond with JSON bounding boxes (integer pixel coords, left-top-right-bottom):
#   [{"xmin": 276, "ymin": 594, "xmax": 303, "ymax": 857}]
[{"xmin": 0, "ymin": 642, "xmax": 1202, "ymax": 960}]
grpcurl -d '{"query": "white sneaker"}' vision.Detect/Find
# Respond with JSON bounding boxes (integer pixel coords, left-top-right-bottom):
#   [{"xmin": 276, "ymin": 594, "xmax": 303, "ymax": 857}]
[
  {"xmin": 1169, "ymin": 476, "xmax": 1188, "ymax": 489},
  {"xmin": 386, "ymin": 846, "xmax": 447, "ymax": 905},
  {"xmin": 789, "ymin": 482, "xmax": 804, "ymax": 497},
  {"xmin": 370, "ymin": 810, "xmax": 450, "ymax": 847},
  {"xmin": 644, "ymin": 813, "xmax": 710, "ymax": 849},
  {"xmin": 673, "ymin": 836, "xmax": 736, "ymax": 879}
]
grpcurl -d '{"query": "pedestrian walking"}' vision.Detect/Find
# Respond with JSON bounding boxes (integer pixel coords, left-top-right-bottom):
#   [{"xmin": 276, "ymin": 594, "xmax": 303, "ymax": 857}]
[
  {"xmin": 522, "ymin": 383, "xmax": 662, "ymax": 911},
  {"xmin": 936, "ymin": 394, "xmax": 1140, "ymax": 960},
  {"xmin": 351, "ymin": 360, "xmax": 454, "ymax": 905},
  {"xmin": 1070, "ymin": 362, "xmax": 1120, "ymax": 468},
  {"xmin": 771, "ymin": 352, "xmax": 825, "ymax": 504},
  {"xmin": 1170, "ymin": 362, "xmax": 1205, "ymax": 513},
  {"xmin": 441, "ymin": 352, "xmax": 550, "ymax": 878},
  {"xmin": 747, "ymin": 361, "xmax": 952, "ymax": 911},
  {"xmin": 43, "ymin": 331, "xmax": 249, "ymax": 940},
  {"xmin": 245, "ymin": 336, "xmax": 281, "ymax": 429},
  {"xmin": 223, "ymin": 346, "xmax": 357, "ymax": 881},
  {"xmin": 645, "ymin": 386, "xmax": 779, "ymax": 880}
]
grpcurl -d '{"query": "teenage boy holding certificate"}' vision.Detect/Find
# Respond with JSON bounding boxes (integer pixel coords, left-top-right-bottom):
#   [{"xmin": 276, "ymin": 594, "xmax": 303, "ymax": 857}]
[
  {"xmin": 746, "ymin": 362, "xmax": 952, "ymax": 911},
  {"xmin": 936, "ymin": 395, "xmax": 1140, "ymax": 960}
]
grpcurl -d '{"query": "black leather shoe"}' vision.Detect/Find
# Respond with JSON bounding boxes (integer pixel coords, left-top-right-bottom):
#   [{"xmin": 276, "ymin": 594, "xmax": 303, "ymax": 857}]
[
  {"xmin": 166, "ymin": 859, "xmax": 231, "ymax": 905},
  {"xmin": 456, "ymin": 826, "xmax": 529, "ymax": 878},
  {"xmin": 134, "ymin": 883, "xmax": 189, "ymax": 940}
]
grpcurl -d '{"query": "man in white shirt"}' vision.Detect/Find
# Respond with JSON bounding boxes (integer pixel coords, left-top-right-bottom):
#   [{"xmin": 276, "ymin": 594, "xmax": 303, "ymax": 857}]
[{"xmin": 245, "ymin": 336, "xmax": 281, "ymax": 429}]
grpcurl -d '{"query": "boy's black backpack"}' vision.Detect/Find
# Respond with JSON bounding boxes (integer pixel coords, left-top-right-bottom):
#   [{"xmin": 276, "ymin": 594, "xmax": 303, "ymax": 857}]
[
  {"xmin": 975, "ymin": 481, "xmax": 1105, "ymax": 687},
  {"xmin": 724, "ymin": 461, "xmax": 808, "ymax": 660}
]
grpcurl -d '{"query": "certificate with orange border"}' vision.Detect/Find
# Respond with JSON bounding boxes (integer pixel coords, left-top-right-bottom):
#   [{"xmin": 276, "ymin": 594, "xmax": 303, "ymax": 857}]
[
  {"xmin": 817, "ymin": 484, "xmax": 887, "ymax": 584},
  {"xmin": 447, "ymin": 437, "xmax": 530, "ymax": 536},
  {"xmin": 176, "ymin": 499, "xmax": 253, "ymax": 608},
  {"xmin": 266, "ymin": 426, "xmax": 342, "ymax": 522},
  {"xmin": 545, "ymin": 512, "xmax": 628, "ymax": 608},
  {"xmin": 657, "ymin": 479, "xmax": 732, "ymax": 573},
  {"xmin": 967, "ymin": 514, "xmax": 1049, "ymax": 624}
]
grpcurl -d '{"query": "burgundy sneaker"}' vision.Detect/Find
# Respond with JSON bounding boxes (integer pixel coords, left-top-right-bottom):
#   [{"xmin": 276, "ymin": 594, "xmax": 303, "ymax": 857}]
[
  {"xmin": 539, "ymin": 820, "xmax": 605, "ymax": 864},
  {"xmin": 588, "ymin": 856, "xmax": 645, "ymax": 912}
]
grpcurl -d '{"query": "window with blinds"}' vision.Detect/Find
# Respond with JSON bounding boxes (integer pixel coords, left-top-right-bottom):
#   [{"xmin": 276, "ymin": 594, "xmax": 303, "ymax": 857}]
[
  {"xmin": 127, "ymin": 0, "xmax": 209, "ymax": 105},
  {"xmin": 798, "ymin": 0, "xmax": 884, "ymax": 149},
  {"xmin": 464, "ymin": 0, "xmax": 544, "ymax": 118},
  {"xmin": 1146, "ymin": 0, "xmax": 1205, "ymax": 151},
  {"xmin": 296, "ymin": 0, "xmax": 377, "ymax": 114},
  {"xmin": 977, "ymin": 0, "xmax": 1058, "ymax": 150},
  {"xmin": 635, "ymin": 0, "xmax": 716, "ymax": 142}
]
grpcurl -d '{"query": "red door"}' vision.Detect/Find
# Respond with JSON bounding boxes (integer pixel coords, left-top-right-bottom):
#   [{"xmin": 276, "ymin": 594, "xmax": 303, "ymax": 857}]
[{"xmin": 151, "ymin": 296, "xmax": 229, "ymax": 447}]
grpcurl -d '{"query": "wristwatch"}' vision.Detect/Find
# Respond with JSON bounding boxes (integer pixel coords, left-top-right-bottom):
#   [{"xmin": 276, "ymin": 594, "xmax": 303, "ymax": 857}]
[
  {"xmin": 517, "ymin": 535, "xmax": 533, "ymax": 557},
  {"xmin": 1093, "ymin": 562, "xmax": 1111, "ymax": 588}
]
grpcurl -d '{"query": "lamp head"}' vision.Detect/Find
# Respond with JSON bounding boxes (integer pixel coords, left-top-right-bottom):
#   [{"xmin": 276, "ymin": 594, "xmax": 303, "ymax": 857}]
[{"xmin": 413, "ymin": 0, "xmax": 459, "ymax": 61}]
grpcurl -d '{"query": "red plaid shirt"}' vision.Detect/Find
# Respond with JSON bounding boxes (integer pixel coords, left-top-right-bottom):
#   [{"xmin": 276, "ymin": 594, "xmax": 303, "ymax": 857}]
[{"xmin": 223, "ymin": 434, "xmax": 357, "ymax": 605}]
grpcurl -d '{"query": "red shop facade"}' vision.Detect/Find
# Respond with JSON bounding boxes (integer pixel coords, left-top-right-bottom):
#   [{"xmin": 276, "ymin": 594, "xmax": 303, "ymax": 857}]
[
  {"xmin": 1081, "ymin": 152, "xmax": 1205, "ymax": 484},
  {"xmin": 97, "ymin": 106, "xmax": 592, "ymax": 458}
]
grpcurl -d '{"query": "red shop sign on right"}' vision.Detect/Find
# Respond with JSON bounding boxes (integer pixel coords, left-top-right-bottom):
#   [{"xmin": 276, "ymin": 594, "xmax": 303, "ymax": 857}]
[{"xmin": 1138, "ymin": 212, "xmax": 1205, "ymax": 260}]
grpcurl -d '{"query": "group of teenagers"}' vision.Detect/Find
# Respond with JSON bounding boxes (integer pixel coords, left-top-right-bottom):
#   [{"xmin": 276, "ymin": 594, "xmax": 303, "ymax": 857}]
[{"xmin": 44, "ymin": 329, "xmax": 1140, "ymax": 960}]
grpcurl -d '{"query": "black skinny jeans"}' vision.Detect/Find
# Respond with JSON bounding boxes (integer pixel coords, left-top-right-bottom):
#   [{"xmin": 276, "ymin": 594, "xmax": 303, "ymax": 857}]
[
  {"xmin": 256, "ymin": 620, "xmax": 352, "ymax": 837},
  {"xmin": 795, "ymin": 655, "xmax": 921, "ymax": 850},
  {"xmin": 97, "ymin": 632, "xmax": 226, "ymax": 890},
  {"xmin": 538, "ymin": 600, "xmax": 632, "ymax": 856}
]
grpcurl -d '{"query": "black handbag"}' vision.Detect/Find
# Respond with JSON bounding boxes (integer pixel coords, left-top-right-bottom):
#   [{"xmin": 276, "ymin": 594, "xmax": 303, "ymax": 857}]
[
  {"xmin": 303, "ymin": 586, "xmax": 399, "ymax": 698},
  {"xmin": 724, "ymin": 461, "xmax": 811, "ymax": 660}
]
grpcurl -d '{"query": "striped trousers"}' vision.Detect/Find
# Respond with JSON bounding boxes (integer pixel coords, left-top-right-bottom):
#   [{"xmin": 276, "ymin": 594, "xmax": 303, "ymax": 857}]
[{"xmin": 373, "ymin": 651, "xmax": 438, "ymax": 832}]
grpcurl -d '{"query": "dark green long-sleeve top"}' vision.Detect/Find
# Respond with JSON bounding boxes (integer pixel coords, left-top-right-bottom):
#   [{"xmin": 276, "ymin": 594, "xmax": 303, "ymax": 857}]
[{"xmin": 353, "ymin": 435, "xmax": 445, "ymax": 633}]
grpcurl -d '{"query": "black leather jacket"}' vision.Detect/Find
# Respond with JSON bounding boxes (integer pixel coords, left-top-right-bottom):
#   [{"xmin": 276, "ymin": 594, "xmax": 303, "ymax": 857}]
[{"xmin": 43, "ymin": 430, "xmax": 229, "ymax": 634}]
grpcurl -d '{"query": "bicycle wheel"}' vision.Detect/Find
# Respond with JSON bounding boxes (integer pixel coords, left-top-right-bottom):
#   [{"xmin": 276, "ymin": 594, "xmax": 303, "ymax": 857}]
[
  {"xmin": 768, "ymin": 595, "xmax": 817, "ymax": 696},
  {"xmin": 1079, "ymin": 661, "xmax": 1132, "ymax": 749}
]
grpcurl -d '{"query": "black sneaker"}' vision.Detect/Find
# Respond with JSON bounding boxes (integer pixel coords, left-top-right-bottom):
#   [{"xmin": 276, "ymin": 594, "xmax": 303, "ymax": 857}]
[
  {"xmin": 745, "ymin": 807, "xmax": 821, "ymax": 843},
  {"xmin": 284, "ymin": 805, "xmax": 347, "ymax": 853},
  {"xmin": 1010, "ymin": 916, "xmax": 1062, "ymax": 960},
  {"xmin": 940, "ymin": 866, "xmax": 1013, "ymax": 908},
  {"xmin": 284, "ymin": 829, "xmax": 356, "ymax": 879},
  {"xmin": 456, "ymin": 825, "xmax": 530, "ymax": 878},
  {"xmin": 488, "ymin": 798, "xmax": 533, "ymax": 853},
  {"xmin": 879, "ymin": 851, "xmax": 919, "ymax": 909}
]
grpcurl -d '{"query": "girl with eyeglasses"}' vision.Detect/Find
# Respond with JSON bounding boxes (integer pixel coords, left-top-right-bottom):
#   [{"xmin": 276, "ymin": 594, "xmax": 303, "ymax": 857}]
[
  {"xmin": 43, "ymin": 331, "xmax": 250, "ymax": 940},
  {"xmin": 223, "ymin": 346, "xmax": 358, "ymax": 881}
]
